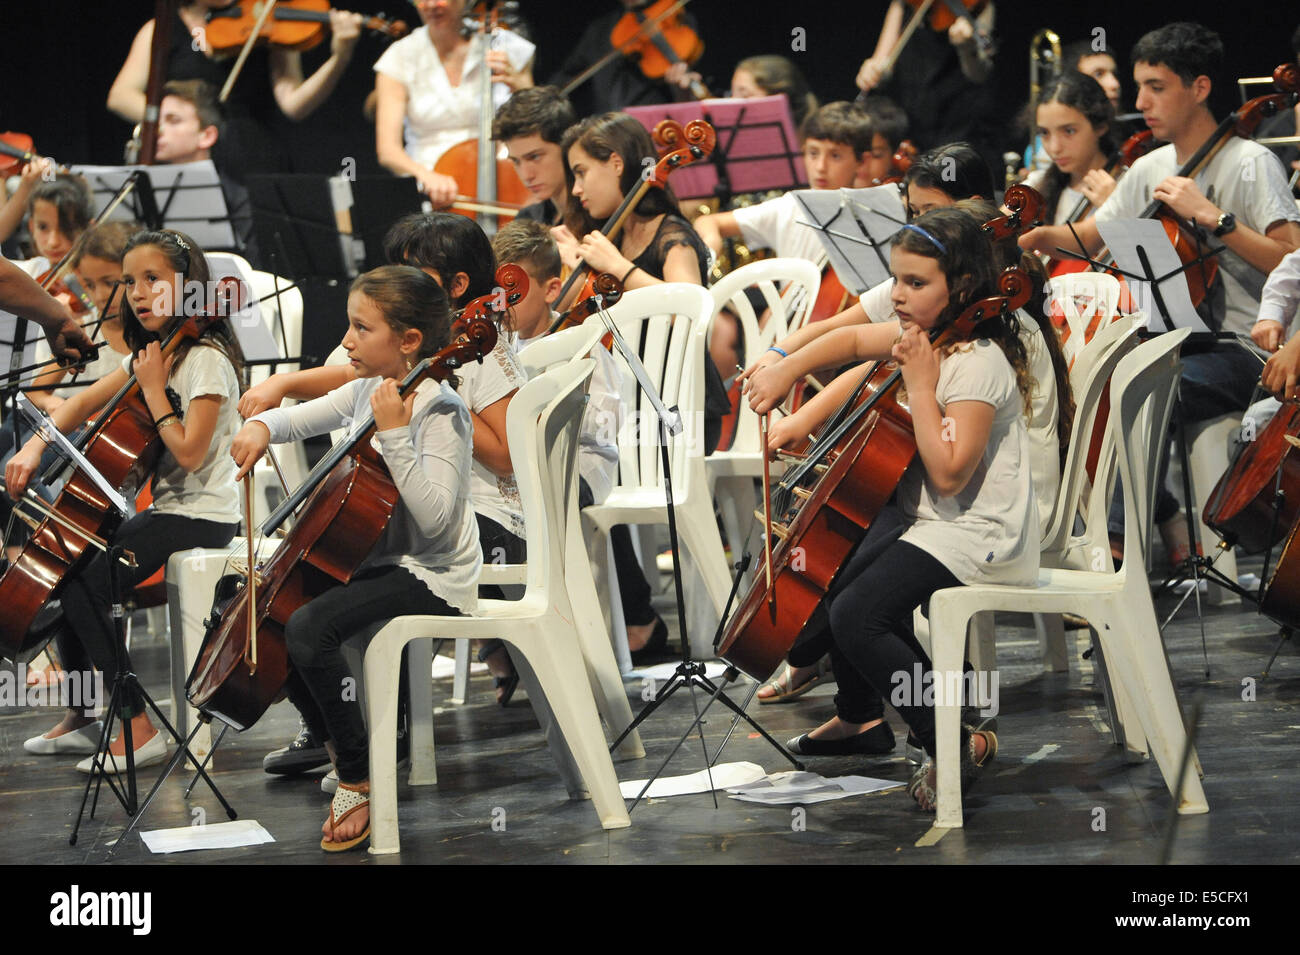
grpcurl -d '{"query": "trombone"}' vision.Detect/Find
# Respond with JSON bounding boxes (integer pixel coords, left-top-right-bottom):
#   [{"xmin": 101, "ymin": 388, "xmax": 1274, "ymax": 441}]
[{"xmin": 1030, "ymin": 28, "xmax": 1062, "ymax": 104}]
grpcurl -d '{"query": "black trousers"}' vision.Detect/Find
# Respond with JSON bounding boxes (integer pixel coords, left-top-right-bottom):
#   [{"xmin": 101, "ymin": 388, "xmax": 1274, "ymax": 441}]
[
  {"xmin": 58, "ymin": 509, "xmax": 238, "ymax": 715},
  {"xmin": 824, "ymin": 531, "xmax": 961, "ymax": 758},
  {"xmin": 283, "ymin": 565, "xmax": 457, "ymax": 784}
]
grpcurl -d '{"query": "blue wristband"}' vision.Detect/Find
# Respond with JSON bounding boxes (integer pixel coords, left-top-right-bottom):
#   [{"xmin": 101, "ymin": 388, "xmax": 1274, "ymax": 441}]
[{"xmin": 767, "ymin": 346, "xmax": 787, "ymax": 358}]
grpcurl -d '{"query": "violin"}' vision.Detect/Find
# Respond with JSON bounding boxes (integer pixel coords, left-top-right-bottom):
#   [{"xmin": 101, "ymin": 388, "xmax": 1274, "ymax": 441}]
[
  {"xmin": 562, "ymin": 0, "xmax": 709, "ymax": 100},
  {"xmin": 869, "ymin": 0, "xmax": 991, "ymax": 90},
  {"xmin": 0, "ymin": 131, "xmax": 38, "ymax": 177},
  {"xmin": 203, "ymin": 0, "xmax": 407, "ymax": 54},
  {"xmin": 718, "ymin": 264, "xmax": 1033, "ymax": 679},
  {"xmin": 434, "ymin": 1, "xmax": 529, "ymax": 233},
  {"xmin": 186, "ymin": 308, "xmax": 502, "ymax": 730},
  {"xmin": 548, "ymin": 118, "xmax": 716, "ymax": 332},
  {"xmin": 0, "ymin": 301, "xmax": 234, "ymax": 662}
]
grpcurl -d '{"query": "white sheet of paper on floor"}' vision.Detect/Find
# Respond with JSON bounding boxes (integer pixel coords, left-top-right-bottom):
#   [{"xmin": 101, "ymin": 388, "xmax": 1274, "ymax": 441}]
[
  {"xmin": 618, "ymin": 761, "xmax": 767, "ymax": 799},
  {"xmin": 430, "ymin": 654, "xmax": 487, "ymax": 679},
  {"xmin": 725, "ymin": 771, "xmax": 903, "ymax": 804},
  {"xmin": 625, "ymin": 660, "xmax": 734, "ymax": 682},
  {"xmin": 140, "ymin": 819, "xmax": 275, "ymax": 854}
]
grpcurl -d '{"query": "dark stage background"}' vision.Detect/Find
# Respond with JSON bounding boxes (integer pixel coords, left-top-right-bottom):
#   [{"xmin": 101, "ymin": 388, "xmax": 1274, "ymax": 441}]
[{"xmin": 2, "ymin": 2, "xmax": 1296, "ymax": 178}]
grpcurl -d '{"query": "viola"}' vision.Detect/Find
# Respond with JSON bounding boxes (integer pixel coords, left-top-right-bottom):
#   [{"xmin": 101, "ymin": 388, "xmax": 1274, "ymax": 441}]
[
  {"xmin": 203, "ymin": 0, "xmax": 407, "ymax": 54},
  {"xmin": 547, "ymin": 117, "xmax": 716, "ymax": 333},
  {"xmin": 0, "ymin": 303, "xmax": 232, "ymax": 662},
  {"xmin": 718, "ymin": 264, "xmax": 1033, "ymax": 679},
  {"xmin": 562, "ymin": 0, "xmax": 708, "ymax": 100},
  {"xmin": 186, "ymin": 309, "xmax": 501, "ymax": 730},
  {"xmin": 435, "ymin": 2, "xmax": 528, "ymax": 232}
]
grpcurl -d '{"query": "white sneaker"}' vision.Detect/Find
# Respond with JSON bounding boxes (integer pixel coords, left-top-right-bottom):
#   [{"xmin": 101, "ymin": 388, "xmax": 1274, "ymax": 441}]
[
  {"xmin": 321, "ymin": 768, "xmax": 338, "ymax": 794},
  {"xmin": 23, "ymin": 721, "xmax": 103, "ymax": 755},
  {"xmin": 75, "ymin": 730, "xmax": 168, "ymax": 775}
]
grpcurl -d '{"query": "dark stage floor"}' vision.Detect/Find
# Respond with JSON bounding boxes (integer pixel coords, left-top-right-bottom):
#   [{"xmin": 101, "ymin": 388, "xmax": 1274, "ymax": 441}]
[{"xmin": 2, "ymin": 557, "xmax": 1297, "ymax": 867}]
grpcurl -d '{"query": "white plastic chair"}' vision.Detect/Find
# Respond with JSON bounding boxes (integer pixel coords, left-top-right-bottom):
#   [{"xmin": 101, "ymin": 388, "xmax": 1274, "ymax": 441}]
[
  {"xmin": 1185, "ymin": 414, "xmax": 1242, "ymax": 605},
  {"xmin": 924, "ymin": 329, "xmax": 1208, "ymax": 828},
  {"xmin": 1045, "ymin": 272, "xmax": 1123, "ymax": 370},
  {"xmin": 705, "ymin": 258, "xmax": 822, "ymax": 558},
  {"xmin": 361, "ymin": 360, "xmax": 632, "ymax": 854},
  {"xmin": 580, "ymin": 284, "xmax": 732, "ymax": 658}
]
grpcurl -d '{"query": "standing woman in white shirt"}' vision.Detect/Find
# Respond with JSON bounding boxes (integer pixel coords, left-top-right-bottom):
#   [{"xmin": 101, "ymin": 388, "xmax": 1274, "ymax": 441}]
[{"xmin": 374, "ymin": 0, "xmax": 535, "ymax": 206}]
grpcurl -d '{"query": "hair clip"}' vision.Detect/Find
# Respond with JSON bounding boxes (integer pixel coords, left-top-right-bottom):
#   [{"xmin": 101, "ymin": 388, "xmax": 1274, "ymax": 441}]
[{"xmin": 169, "ymin": 232, "xmax": 191, "ymax": 253}]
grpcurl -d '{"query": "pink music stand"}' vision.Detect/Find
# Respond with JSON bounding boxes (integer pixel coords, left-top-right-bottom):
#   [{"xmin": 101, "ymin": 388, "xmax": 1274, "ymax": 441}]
[{"xmin": 624, "ymin": 95, "xmax": 806, "ymax": 201}]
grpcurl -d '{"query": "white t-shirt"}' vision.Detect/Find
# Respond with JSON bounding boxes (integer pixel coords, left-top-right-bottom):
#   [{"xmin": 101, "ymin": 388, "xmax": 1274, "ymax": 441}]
[
  {"xmin": 732, "ymin": 193, "xmax": 829, "ymax": 265},
  {"xmin": 860, "ymin": 278, "xmax": 894, "ymax": 323},
  {"xmin": 1026, "ymin": 168, "xmax": 1086, "ymax": 226},
  {"xmin": 897, "ymin": 339, "xmax": 1038, "ymax": 586},
  {"xmin": 517, "ymin": 327, "xmax": 624, "ymax": 505},
  {"xmin": 252, "ymin": 378, "xmax": 481, "ymax": 613},
  {"xmin": 1095, "ymin": 137, "xmax": 1300, "ymax": 335},
  {"xmin": 373, "ymin": 27, "xmax": 536, "ymax": 169},
  {"xmin": 460, "ymin": 336, "xmax": 527, "ymax": 538},
  {"xmin": 121, "ymin": 344, "xmax": 241, "ymax": 524}
]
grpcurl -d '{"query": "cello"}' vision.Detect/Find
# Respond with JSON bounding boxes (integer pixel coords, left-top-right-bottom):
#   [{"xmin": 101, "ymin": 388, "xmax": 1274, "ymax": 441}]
[
  {"xmin": 718, "ymin": 264, "xmax": 1033, "ymax": 679},
  {"xmin": 0, "ymin": 298, "xmax": 237, "ymax": 662},
  {"xmin": 434, "ymin": 1, "xmax": 530, "ymax": 233},
  {"xmin": 185, "ymin": 300, "xmax": 504, "ymax": 730}
]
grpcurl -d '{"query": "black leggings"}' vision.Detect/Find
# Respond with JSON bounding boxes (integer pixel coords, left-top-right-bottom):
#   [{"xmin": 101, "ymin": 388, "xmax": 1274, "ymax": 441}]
[
  {"xmin": 825, "ymin": 531, "xmax": 961, "ymax": 758},
  {"xmin": 57, "ymin": 509, "xmax": 238, "ymax": 716},
  {"xmin": 283, "ymin": 565, "xmax": 457, "ymax": 784}
]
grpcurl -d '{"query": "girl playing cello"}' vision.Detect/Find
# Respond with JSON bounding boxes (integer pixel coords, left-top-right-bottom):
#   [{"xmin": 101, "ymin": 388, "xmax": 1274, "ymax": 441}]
[
  {"xmin": 763, "ymin": 208, "xmax": 1040, "ymax": 807},
  {"xmin": 231, "ymin": 265, "xmax": 481, "ymax": 851},
  {"xmin": 6, "ymin": 230, "xmax": 244, "ymax": 770}
]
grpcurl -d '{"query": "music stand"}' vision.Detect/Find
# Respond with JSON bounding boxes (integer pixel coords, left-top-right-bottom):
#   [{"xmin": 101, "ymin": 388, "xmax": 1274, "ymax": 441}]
[
  {"xmin": 246, "ymin": 174, "xmax": 350, "ymax": 279},
  {"xmin": 333, "ymin": 175, "xmax": 427, "ymax": 273},
  {"xmin": 625, "ymin": 95, "xmax": 806, "ymax": 205},
  {"xmin": 793, "ymin": 185, "xmax": 908, "ymax": 295},
  {"xmin": 595, "ymin": 298, "xmax": 800, "ymax": 811},
  {"xmin": 72, "ymin": 162, "xmax": 235, "ymax": 249},
  {"xmin": 1093, "ymin": 220, "xmax": 1253, "ymax": 670}
]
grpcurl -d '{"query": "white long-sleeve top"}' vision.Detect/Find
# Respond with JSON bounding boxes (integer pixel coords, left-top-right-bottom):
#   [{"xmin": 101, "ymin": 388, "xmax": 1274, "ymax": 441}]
[
  {"xmin": 251, "ymin": 377, "xmax": 481, "ymax": 613},
  {"xmin": 1255, "ymin": 247, "xmax": 1300, "ymax": 334}
]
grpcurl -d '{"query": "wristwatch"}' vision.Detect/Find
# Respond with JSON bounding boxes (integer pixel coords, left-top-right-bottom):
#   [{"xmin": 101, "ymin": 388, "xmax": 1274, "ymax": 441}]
[{"xmin": 1213, "ymin": 211, "xmax": 1237, "ymax": 237}]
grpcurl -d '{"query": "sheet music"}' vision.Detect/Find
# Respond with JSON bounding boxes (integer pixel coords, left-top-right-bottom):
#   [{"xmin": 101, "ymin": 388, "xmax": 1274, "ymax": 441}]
[
  {"xmin": 71, "ymin": 161, "xmax": 236, "ymax": 250},
  {"xmin": 1096, "ymin": 219, "xmax": 1209, "ymax": 333},
  {"xmin": 792, "ymin": 185, "xmax": 907, "ymax": 296}
]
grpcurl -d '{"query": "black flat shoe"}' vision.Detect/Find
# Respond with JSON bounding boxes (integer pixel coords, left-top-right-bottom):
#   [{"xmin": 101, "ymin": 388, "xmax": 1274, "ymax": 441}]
[
  {"xmin": 786, "ymin": 721, "xmax": 896, "ymax": 756},
  {"xmin": 629, "ymin": 617, "xmax": 670, "ymax": 665},
  {"xmin": 263, "ymin": 720, "xmax": 330, "ymax": 775},
  {"xmin": 494, "ymin": 671, "xmax": 520, "ymax": 707}
]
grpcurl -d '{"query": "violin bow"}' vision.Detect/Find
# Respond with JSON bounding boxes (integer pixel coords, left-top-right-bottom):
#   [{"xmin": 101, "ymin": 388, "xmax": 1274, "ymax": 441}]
[
  {"xmin": 242, "ymin": 475, "xmax": 258, "ymax": 674},
  {"xmin": 221, "ymin": 1, "xmax": 281, "ymax": 104}
]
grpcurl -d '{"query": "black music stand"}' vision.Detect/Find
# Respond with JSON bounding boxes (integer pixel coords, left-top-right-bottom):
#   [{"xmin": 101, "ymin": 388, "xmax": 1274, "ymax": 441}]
[
  {"xmin": 341, "ymin": 175, "xmax": 427, "ymax": 272},
  {"xmin": 73, "ymin": 163, "xmax": 230, "ymax": 244},
  {"xmin": 595, "ymin": 299, "xmax": 800, "ymax": 812},
  {"xmin": 246, "ymin": 174, "xmax": 351, "ymax": 279},
  {"xmin": 6, "ymin": 399, "xmax": 237, "ymax": 855},
  {"xmin": 1080, "ymin": 220, "xmax": 1250, "ymax": 673}
]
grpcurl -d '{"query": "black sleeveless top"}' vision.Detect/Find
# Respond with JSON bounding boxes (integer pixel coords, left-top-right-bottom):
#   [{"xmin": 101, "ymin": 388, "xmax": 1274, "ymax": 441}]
[
  {"xmin": 630, "ymin": 215, "xmax": 728, "ymax": 454},
  {"xmin": 166, "ymin": 10, "xmax": 287, "ymax": 179}
]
